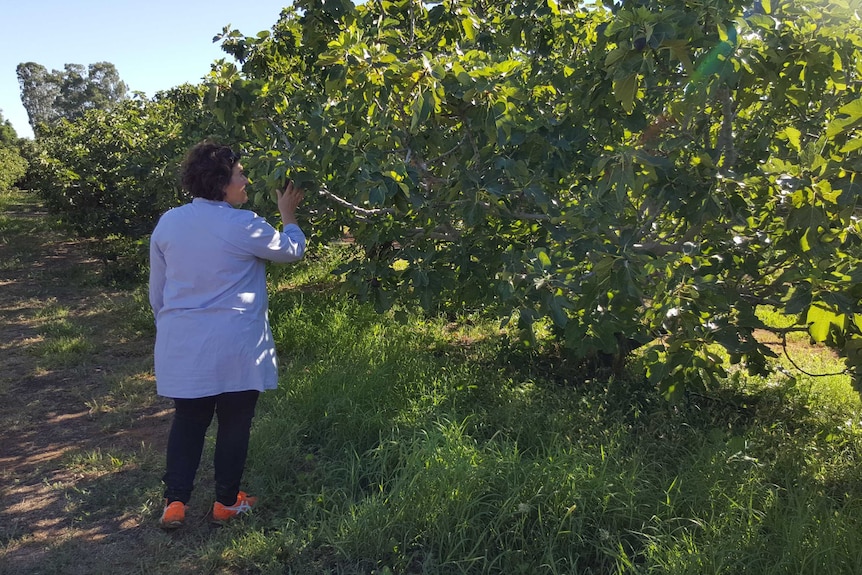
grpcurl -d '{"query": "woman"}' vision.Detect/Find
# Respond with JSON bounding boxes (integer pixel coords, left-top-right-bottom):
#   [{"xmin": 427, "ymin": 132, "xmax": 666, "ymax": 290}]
[{"xmin": 149, "ymin": 141, "xmax": 306, "ymax": 528}]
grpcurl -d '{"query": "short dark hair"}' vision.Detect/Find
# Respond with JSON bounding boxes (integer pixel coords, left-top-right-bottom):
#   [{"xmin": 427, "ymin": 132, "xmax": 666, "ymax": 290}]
[{"xmin": 180, "ymin": 141, "xmax": 240, "ymax": 201}]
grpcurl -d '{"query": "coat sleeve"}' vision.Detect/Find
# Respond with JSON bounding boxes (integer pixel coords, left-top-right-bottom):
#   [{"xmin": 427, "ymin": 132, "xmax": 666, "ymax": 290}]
[{"xmin": 235, "ymin": 216, "xmax": 307, "ymax": 263}]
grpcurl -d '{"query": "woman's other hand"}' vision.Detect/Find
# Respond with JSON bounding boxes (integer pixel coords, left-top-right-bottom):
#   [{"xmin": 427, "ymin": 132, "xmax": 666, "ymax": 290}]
[{"xmin": 277, "ymin": 180, "xmax": 305, "ymax": 226}]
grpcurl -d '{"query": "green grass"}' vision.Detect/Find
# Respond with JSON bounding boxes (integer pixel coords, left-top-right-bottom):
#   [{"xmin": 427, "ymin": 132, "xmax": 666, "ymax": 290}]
[
  {"xmin": 0, "ymin": 189, "xmax": 49, "ymax": 268},
  {"xmin": 29, "ymin": 299, "xmax": 94, "ymax": 368},
  {"xmin": 181, "ymin": 258, "xmax": 862, "ymax": 574},
  {"xmin": 5, "ymin": 188, "xmax": 862, "ymax": 574}
]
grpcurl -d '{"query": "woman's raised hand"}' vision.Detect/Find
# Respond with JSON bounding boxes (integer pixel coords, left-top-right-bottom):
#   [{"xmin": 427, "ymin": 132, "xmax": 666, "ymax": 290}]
[{"xmin": 276, "ymin": 180, "xmax": 304, "ymax": 226}]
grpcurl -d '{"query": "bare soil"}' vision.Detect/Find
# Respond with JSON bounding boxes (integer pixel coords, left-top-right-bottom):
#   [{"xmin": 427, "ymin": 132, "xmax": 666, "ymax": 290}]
[{"xmin": 0, "ymin": 193, "xmax": 181, "ymax": 574}]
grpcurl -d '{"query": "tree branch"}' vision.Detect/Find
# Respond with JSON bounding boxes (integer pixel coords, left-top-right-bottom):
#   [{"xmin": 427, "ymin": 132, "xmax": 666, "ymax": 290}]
[
  {"xmin": 780, "ymin": 332, "xmax": 849, "ymax": 378},
  {"xmin": 318, "ymin": 184, "xmax": 395, "ymax": 217},
  {"xmin": 631, "ymin": 223, "xmax": 703, "ymax": 255}
]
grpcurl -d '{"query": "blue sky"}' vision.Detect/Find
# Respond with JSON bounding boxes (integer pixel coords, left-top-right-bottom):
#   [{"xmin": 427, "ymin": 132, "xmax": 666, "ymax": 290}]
[{"xmin": 2, "ymin": 0, "xmax": 291, "ymax": 139}]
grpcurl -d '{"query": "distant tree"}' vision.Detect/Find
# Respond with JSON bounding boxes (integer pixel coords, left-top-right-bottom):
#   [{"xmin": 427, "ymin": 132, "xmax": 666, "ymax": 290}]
[
  {"xmin": 0, "ymin": 110, "xmax": 18, "ymax": 146},
  {"xmin": 16, "ymin": 63, "xmax": 61, "ymax": 132},
  {"xmin": 26, "ymin": 83, "xmax": 220, "ymax": 240},
  {"xmin": 16, "ymin": 61, "xmax": 128, "ymax": 135},
  {"xmin": 0, "ymin": 110, "xmax": 27, "ymax": 191}
]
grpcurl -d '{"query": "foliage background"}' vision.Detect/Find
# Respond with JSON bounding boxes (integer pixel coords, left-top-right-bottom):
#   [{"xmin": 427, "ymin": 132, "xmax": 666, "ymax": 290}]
[
  {"xmin": 0, "ymin": 112, "xmax": 27, "ymax": 192},
  {"xmin": 20, "ymin": 0, "xmax": 862, "ymax": 393}
]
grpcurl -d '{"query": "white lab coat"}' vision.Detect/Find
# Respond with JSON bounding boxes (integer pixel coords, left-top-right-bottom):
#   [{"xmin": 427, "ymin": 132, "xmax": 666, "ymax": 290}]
[{"xmin": 149, "ymin": 198, "xmax": 306, "ymax": 398}]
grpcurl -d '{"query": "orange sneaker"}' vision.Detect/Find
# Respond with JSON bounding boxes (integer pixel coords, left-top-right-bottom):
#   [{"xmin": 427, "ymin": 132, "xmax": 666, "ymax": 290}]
[
  {"xmin": 212, "ymin": 491, "xmax": 257, "ymax": 524},
  {"xmin": 159, "ymin": 500, "xmax": 187, "ymax": 530}
]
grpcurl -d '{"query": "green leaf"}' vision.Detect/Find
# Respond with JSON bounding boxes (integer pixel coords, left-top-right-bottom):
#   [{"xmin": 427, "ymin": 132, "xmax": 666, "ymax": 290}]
[
  {"xmin": 787, "ymin": 206, "xmax": 827, "ymax": 229},
  {"xmin": 605, "ymin": 47, "xmax": 628, "ymax": 68},
  {"xmin": 660, "ymin": 39, "xmax": 693, "ymax": 73},
  {"xmin": 461, "ymin": 13, "xmax": 477, "ymax": 41},
  {"xmin": 548, "ymin": 295, "xmax": 568, "ymax": 328},
  {"xmin": 839, "ymin": 98, "xmax": 862, "ymax": 122},
  {"xmin": 369, "ymin": 185, "xmax": 387, "ymax": 206},
  {"xmin": 843, "ymin": 339, "xmax": 862, "ymax": 370},
  {"xmin": 800, "ymin": 227, "xmax": 814, "ymax": 252},
  {"xmin": 781, "ymin": 127, "xmax": 802, "ymax": 152},
  {"xmin": 613, "ymin": 73, "xmax": 638, "ymax": 114},
  {"xmin": 747, "ymin": 14, "xmax": 775, "ymax": 30},
  {"xmin": 827, "ymin": 98, "xmax": 862, "ymax": 137},
  {"xmin": 806, "ymin": 303, "xmax": 845, "ymax": 343},
  {"xmin": 410, "ymin": 91, "xmax": 433, "ymax": 133}
]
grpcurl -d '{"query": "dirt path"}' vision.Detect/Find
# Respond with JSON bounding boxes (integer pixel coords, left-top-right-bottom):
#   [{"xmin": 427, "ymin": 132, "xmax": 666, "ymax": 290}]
[{"xmin": 0, "ymin": 192, "xmax": 177, "ymax": 574}]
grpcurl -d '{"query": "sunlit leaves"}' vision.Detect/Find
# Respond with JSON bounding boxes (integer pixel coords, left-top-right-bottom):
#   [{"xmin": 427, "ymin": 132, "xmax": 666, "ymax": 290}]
[
  {"xmin": 826, "ymin": 97, "xmax": 862, "ymax": 138},
  {"xmin": 39, "ymin": 0, "xmax": 854, "ymax": 394}
]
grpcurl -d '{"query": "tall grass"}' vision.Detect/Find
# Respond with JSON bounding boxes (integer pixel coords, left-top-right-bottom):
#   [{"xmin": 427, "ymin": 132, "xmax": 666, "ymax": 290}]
[
  {"xmin": 7, "ymin": 189, "xmax": 862, "ymax": 574},
  {"xmin": 199, "ymin": 252, "xmax": 862, "ymax": 574}
]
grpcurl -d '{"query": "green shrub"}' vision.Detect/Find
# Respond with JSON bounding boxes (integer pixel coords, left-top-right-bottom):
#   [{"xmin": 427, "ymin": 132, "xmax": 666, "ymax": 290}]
[{"xmin": 0, "ymin": 145, "xmax": 27, "ymax": 192}]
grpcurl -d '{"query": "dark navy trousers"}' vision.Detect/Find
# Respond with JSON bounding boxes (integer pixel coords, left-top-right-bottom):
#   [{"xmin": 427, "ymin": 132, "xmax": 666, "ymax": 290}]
[{"xmin": 163, "ymin": 390, "xmax": 259, "ymax": 506}]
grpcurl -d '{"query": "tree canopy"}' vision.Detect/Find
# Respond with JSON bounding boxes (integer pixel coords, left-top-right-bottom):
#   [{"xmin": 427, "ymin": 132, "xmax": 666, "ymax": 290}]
[
  {"xmin": 203, "ymin": 0, "xmax": 862, "ymax": 394},
  {"xmin": 16, "ymin": 61, "xmax": 128, "ymax": 135},
  {"xmin": 0, "ymin": 110, "xmax": 19, "ymax": 146},
  {"xmin": 0, "ymin": 110, "xmax": 27, "ymax": 192},
  {"xmin": 22, "ymin": 0, "xmax": 862, "ymax": 395}
]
